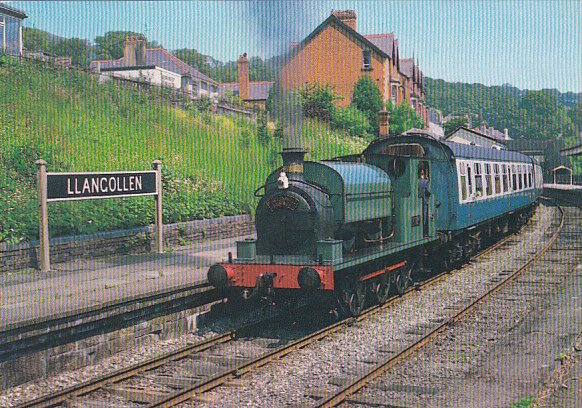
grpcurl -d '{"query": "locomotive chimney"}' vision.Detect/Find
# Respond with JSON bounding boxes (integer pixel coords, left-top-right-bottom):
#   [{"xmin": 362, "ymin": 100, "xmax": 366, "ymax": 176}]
[{"xmin": 280, "ymin": 148, "xmax": 307, "ymax": 181}]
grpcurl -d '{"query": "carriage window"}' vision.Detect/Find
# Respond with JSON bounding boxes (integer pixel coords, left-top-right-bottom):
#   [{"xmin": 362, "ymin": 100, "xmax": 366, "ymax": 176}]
[
  {"xmin": 512, "ymin": 165, "xmax": 517, "ymax": 191},
  {"xmin": 474, "ymin": 163, "xmax": 483, "ymax": 197},
  {"xmin": 459, "ymin": 161, "xmax": 467, "ymax": 201},
  {"xmin": 467, "ymin": 163, "xmax": 473, "ymax": 198},
  {"xmin": 518, "ymin": 165, "xmax": 523, "ymax": 190},
  {"xmin": 494, "ymin": 164, "xmax": 501, "ymax": 194},
  {"xmin": 528, "ymin": 169, "xmax": 532, "ymax": 188},
  {"xmin": 502, "ymin": 164, "xmax": 509, "ymax": 193},
  {"xmin": 485, "ymin": 163, "xmax": 492, "ymax": 197}
]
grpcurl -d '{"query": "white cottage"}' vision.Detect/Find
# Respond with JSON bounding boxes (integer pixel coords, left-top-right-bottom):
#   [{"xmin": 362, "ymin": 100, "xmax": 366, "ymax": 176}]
[
  {"xmin": 90, "ymin": 36, "xmax": 219, "ymax": 100},
  {"xmin": 0, "ymin": 3, "xmax": 27, "ymax": 56}
]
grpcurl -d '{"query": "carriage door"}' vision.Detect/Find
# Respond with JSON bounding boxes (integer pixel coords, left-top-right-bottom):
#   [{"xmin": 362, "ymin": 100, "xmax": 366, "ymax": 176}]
[{"xmin": 418, "ymin": 161, "xmax": 431, "ymax": 237}]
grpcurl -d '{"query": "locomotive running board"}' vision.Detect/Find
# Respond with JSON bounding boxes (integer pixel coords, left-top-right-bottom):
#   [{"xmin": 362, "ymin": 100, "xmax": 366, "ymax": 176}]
[{"xmin": 359, "ymin": 261, "xmax": 407, "ymax": 281}]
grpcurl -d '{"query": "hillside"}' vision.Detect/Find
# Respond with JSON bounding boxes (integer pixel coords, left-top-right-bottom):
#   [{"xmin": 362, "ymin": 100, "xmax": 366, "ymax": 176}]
[
  {"xmin": 425, "ymin": 78, "xmax": 581, "ymax": 139},
  {"xmin": 0, "ymin": 58, "xmax": 366, "ymax": 243}
]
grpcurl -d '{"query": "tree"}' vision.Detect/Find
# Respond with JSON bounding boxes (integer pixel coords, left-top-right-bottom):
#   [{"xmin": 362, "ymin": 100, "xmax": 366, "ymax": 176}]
[
  {"xmin": 567, "ymin": 102, "xmax": 582, "ymax": 133},
  {"xmin": 23, "ymin": 28, "xmax": 91, "ymax": 67},
  {"xmin": 387, "ymin": 102, "xmax": 425, "ymax": 135},
  {"xmin": 351, "ymin": 76, "xmax": 384, "ymax": 134},
  {"xmin": 443, "ymin": 116, "xmax": 468, "ymax": 136}
]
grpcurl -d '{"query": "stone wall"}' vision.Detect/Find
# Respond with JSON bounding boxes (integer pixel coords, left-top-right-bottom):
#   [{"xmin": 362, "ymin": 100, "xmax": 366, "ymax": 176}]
[
  {"xmin": 0, "ymin": 214, "xmax": 255, "ymax": 273},
  {"xmin": 0, "ymin": 302, "xmax": 214, "ymax": 389}
]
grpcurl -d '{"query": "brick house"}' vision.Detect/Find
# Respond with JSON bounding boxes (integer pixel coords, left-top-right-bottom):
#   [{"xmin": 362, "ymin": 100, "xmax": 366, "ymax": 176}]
[
  {"xmin": 90, "ymin": 36, "xmax": 219, "ymax": 100},
  {"xmin": 0, "ymin": 3, "xmax": 27, "ymax": 57},
  {"xmin": 280, "ymin": 10, "xmax": 428, "ymax": 123},
  {"xmin": 219, "ymin": 53, "xmax": 274, "ymax": 108}
]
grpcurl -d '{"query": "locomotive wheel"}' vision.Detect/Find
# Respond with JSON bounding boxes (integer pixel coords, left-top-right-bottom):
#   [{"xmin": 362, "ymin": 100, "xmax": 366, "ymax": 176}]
[
  {"xmin": 340, "ymin": 279, "xmax": 366, "ymax": 316},
  {"xmin": 395, "ymin": 266, "xmax": 411, "ymax": 296},
  {"xmin": 372, "ymin": 275, "xmax": 390, "ymax": 304}
]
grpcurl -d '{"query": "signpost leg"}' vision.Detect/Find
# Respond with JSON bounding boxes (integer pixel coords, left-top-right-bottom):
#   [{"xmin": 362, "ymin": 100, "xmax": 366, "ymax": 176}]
[
  {"xmin": 36, "ymin": 159, "xmax": 50, "ymax": 272},
  {"xmin": 153, "ymin": 160, "xmax": 163, "ymax": 253}
]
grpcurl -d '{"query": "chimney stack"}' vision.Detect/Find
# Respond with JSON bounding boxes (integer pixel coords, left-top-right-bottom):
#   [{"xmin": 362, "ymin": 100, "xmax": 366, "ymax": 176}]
[
  {"xmin": 238, "ymin": 53, "xmax": 250, "ymax": 101},
  {"xmin": 378, "ymin": 110, "xmax": 390, "ymax": 138},
  {"xmin": 124, "ymin": 35, "xmax": 147, "ymax": 67},
  {"xmin": 332, "ymin": 10, "xmax": 357, "ymax": 31},
  {"xmin": 504, "ymin": 128, "xmax": 509, "ymax": 140}
]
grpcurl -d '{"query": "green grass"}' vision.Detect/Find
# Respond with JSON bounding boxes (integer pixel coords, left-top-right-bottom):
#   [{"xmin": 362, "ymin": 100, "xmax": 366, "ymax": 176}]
[
  {"xmin": 0, "ymin": 59, "xmax": 366, "ymax": 243},
  {"xmin": 509, "ymin": 396, "xmax": 535, "ymax": 408}
]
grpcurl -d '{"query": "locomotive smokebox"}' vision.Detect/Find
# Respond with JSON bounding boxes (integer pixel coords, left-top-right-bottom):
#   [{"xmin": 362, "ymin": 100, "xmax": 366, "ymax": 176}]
[{"xmin": 280, "ymin": 147, "xmax": 307, "ymax": 181}]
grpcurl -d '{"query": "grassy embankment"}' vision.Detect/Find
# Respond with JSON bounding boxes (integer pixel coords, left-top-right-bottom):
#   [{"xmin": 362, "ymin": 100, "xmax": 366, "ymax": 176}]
[{"xmin": 0, "ymin": 59, "xmax": 367, "ymax": 243}]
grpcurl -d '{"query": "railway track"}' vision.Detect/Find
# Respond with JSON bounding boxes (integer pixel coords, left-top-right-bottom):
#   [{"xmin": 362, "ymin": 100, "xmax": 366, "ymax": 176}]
[
  {"xmin": 314, "ymin": 200, "xmax": 568, "ymax": 407},
  {"xmin": 16, "ymin": 206, "xmax": 531, "ymax": 408}
]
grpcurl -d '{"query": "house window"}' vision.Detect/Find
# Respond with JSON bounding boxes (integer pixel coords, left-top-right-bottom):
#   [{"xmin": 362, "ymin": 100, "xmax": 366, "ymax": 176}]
[
  {"xmin": 391, "ymin": 84, "xmax": 397, "ymax": 105},
  {"xmin": 362, "ymin": 50, "xmax": 371, "ymax": 70}
]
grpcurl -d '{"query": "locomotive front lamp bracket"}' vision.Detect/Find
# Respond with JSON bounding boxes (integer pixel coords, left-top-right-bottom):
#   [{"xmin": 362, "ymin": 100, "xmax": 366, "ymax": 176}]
[{"xmin": 277, "ymin": 170, "xmax": 289, "ymax": 189}]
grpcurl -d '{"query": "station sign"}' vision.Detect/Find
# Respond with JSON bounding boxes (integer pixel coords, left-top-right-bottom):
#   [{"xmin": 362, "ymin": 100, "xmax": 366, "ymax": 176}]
[
  {"xmin": 36, "ymin": 160, "xmax": 164, "ymax": 272},
  {"xmin": 46, "ymin": 171, "xmax": 157, "ymax": 201}
]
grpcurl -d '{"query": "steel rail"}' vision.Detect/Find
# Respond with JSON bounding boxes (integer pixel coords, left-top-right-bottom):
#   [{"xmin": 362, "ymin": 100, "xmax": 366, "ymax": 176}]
[
  {"xmin": 16, "ymin": 330, "xmax": 236, "ymax": 408},
  {"xmin": 145, "ymin": 212, "xmax": 527, "ymax": 407},
  {"xmin": 314, "ymin": 203, "xmax": 565, "ymax": 407}
]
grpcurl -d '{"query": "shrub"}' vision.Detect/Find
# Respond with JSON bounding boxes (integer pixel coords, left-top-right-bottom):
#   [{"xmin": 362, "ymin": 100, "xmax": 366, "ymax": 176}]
[
  {"xmin": 352, "ymin": 76, "xmax": 383, "ymax": 134},
  {"xmin": 388, "ymin": 101, "xmax": 425, "ymax": 135},
  {"xmin": 331, "ymin": 106, "xmax": 372, "ymax": 140},
  {"xmin": 256, "ymin": 110, "xmax": 272, "ymax": 146},
  {"xmin": 298, "ymin": 82, "xmax": 340, "ymax": 122}
]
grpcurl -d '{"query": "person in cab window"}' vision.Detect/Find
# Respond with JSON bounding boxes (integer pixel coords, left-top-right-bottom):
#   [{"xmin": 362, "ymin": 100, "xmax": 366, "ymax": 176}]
[{"xmin": 418, "ymin": 168, "xmax": 431, "ymax": 237}]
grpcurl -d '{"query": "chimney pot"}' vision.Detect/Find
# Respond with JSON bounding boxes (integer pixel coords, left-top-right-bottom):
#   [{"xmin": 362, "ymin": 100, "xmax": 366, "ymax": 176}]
[{"xmin": 332, "ymin": 9, "xmax": 357, "ymax": 31}]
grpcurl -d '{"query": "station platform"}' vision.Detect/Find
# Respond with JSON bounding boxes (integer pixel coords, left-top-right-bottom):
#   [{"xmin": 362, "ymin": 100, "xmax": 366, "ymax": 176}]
[
  {"xmin": 543, "ymin": 184, "xmax": 582, "ymax": 206},
  {"xmin": 0, "ymin": 234, "xmax": 253, "ymax": 332}
]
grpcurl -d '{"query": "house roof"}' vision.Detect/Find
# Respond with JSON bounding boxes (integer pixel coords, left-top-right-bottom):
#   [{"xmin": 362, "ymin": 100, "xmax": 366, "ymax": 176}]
[
  {"xmin": 400, "ymin": 58, "xmax": 414, "ymax": 78},
  {"xmin": 446, "ymin": 126, "xmax": 508, "ymax": 145},
  {"xmin": 363, "ymin": 33, "xmax": 395, "ymax": 59},
  {"xmin": 220, "ymin": 81, "xmax": 274, "ymax": 101},
  {"xmin": 286, "ymin": 14, "xmax": 392, "ymax": 61},
  {"xmin": 0, "ymin": 3, "xmax": 27, "ymax": 19},
  {"xmin": 473, "ymin": 124, "xmax": 509, "ymax": 141},
  {"xmin": 91, "ymin": 48, "xmax": 217, "ymax": 85}
]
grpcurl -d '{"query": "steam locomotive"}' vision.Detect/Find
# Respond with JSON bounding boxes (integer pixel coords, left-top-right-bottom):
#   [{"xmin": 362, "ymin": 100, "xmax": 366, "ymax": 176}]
[{"xmin": 208, "ymin": 131, "xmax": 542, "ymax": 315}]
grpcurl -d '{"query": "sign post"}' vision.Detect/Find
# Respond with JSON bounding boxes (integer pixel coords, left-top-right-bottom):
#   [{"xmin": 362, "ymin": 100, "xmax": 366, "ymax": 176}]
[
  {"xmin": 36, "ymin": 159, "xmax": 50, "ymax": 272},
  {"xmin": 35, "ymin": 161, "xmax": 163, "ymax": 271},
  {"xmin": 153, "ymin": 160, "xmax": 163, "ymax": 254}
]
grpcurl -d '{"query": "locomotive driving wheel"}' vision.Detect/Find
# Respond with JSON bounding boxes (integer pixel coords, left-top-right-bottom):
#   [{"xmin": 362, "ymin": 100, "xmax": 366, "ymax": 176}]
[
  {"xmin": 395, "ymin": 264, "xmax": 412, "ymax": 296},
  {"xmin": 372, "ymin": 274, "xmax": 391, "ymax": 304},
  {"xmin": 340, "ymin": 279, "xmax": 366, "ymax": 316}
]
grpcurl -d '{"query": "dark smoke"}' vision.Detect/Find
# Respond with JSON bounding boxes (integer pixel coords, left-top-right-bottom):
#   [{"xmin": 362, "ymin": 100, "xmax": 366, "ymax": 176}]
[{"xmin": 246, "ymin": 1, "xmax": 320, "ymax": 149}]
